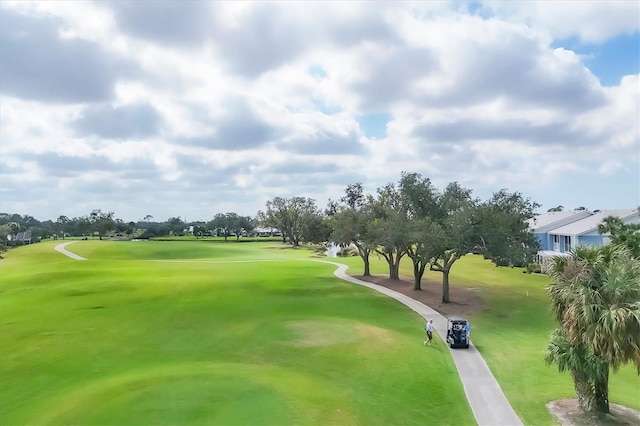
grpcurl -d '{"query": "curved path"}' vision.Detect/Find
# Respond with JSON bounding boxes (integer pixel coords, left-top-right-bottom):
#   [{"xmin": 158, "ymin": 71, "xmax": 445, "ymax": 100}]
[
  {"xmin": 54, "ymin": 241, "xmax": 87, "ymax": 260},
  {"xmin": 54, "ymin": 244, "xmax": 521, "ymax": 425}
]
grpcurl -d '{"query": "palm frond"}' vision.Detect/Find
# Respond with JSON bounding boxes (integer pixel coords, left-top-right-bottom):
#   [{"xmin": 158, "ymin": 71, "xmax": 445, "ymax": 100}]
[{"xmin": 547, "ymin": 244, "xmax": 640, "ymax": 374}]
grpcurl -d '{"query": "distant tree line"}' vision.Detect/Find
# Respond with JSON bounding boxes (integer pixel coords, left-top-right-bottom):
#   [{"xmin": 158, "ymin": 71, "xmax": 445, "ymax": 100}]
[
  {"xmin": 0, "ymin": 210, "xmax": 134, "ymax": 244},
  {"xmin": 0, "ymin": 211, "xmax": 259, "ymax": 243},
  {"xmin": 0, "ymin": 172, "xmax": 541, "ymax": 302},
  {"xmin": 3, "ymin": 172, "xmax": 636, "ymax": 304}
]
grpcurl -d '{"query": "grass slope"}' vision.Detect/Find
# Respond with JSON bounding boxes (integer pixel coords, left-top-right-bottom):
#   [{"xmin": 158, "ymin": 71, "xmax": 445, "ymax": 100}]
[{"xmin": 0, "ymin": 241, "xmax": 472, "ymax": 425}]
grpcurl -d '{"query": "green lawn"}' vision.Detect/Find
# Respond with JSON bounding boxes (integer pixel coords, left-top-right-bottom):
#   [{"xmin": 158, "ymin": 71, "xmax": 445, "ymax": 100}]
[
  {"xmin": 337, "ymin": 251, "xmax": 640, "ymax": 425},
  {"xmin": 4, "ymin": 240, "xmax": 638, "ymax": 425},
  {"xmin": 0, "ymin": 241, "xmax": 472, "ymax": 425}
]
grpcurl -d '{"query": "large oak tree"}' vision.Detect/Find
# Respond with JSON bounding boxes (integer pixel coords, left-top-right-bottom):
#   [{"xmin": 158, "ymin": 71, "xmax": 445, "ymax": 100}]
[
  {"xmin": 331, "ymin": 183, "xmax": 376, "ymax": 276},
  {"xmin": 260, "ymin": 197, "xmax": 319, "ymax": 247}
]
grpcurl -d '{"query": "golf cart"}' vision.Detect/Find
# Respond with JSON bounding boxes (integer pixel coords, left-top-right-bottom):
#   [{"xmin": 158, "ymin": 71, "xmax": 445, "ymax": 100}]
[{"xmin": 446, "ymin": 316, "xmax": 470, "ymax": 349}]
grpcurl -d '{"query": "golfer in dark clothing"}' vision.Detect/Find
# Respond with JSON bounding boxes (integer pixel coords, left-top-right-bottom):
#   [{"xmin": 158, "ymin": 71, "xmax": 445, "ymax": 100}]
[{"xmin": 424, "ymin": 319, "xmax": 434, "ymax": 346}]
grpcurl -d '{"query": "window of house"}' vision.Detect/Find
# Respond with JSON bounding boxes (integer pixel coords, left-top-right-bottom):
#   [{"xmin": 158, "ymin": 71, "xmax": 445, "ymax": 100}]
[
  {"xmin": 564, "ymin": 236, "xmax": 572, "ymax": 252},
  {"xmin": 553, "ymin": 235, "xmax": 560, "ymax": 251}
]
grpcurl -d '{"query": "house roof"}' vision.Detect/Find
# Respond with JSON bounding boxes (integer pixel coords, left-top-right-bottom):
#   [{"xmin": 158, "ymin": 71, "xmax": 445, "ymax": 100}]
[
  {"xmin": 528, "ymin": 210, "xmax": 592, "ymax": 232},
  {"xmin": 548, "ymin": 209, "xmax": 639, "ymax": 236}
]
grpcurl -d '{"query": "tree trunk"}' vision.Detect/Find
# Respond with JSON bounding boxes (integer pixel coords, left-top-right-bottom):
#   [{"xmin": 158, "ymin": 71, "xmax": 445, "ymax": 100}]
[
  {"xmin": 388, "ymin": 262, "xmax": 399, "ymax": 280},
  {"xmin": 393, "ymin": 254, "xmax": 403, "ymax": 280},
  {"xmin": 363, "ymin": 257, "xmax": 371, "ymax": 276},
  {"xmin": 593, "ymin": 365, "xmax": 610, "ymax": 413},
  {"xmin": 431, "ymin": 253, "xmax": 460, "ymax": 303},
  {"xmin": 442, "ymin": 268, "xmax": 450, "ymax": 303},
  {"xmin": 413, "ymin": 262, "xmax": 426, "ymax": 290},
  {"xmin": 354, "ymin": 244, "xmax": 371, "ymax": 276},
  {"xmin": 376, "ymin": 249, "xmax": 399, "ymax": 280},
  {"xmin": 573, "ymin": 372, "xmax": 596, "ymax": 413},
  {"xmin": 384, "ymin": 254, "xmax": 399, "ymax": 280}
]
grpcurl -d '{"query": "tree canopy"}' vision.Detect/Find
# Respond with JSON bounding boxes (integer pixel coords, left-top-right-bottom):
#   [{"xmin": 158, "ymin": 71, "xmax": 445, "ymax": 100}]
[
  {"xmin": 330, "ymin": 183, "xmax": 376, "ymax": 276},
  {"xmin": 89, "ymin": 210, "xmax": 115, "ymax": 240},
  {"xmin": 329, "ymin": 173, "xmax": 539, "ymax": 302},
  {"xmin": 259, "ymin": 197, "xmax": 320, "ymax": 247},
  {"xmin": 209, "ymin": 213, "xmax": 254, "ymax": 241}
]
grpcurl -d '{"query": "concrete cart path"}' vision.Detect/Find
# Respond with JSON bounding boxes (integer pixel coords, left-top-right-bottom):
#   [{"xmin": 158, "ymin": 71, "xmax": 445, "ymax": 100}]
[
  {"xmin": 54, "ymin": 244, "xmax": 521, "ymax": 425},
  {"xmin": 321, "ymin": 261, "xmax": 523, "ymax": 426},
  {"xmin": 54, "ymin": 241, "xmax": 87, "ymax": 260}
]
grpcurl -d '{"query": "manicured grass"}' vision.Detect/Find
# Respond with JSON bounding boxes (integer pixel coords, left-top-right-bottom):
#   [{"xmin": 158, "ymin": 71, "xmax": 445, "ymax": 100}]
[
  {"xmin": 0, "ymin": 241, "xmax": 472, "ymax": 425},
  {"xmin": 337, "ymin": 252, "xmax": 640, "ymax": 425}
]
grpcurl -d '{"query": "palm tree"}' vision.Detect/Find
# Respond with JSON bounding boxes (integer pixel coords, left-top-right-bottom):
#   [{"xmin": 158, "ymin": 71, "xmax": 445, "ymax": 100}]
[
  {"xmin": 598, "ymin": 211, "xmax": 640, "ymax": 258},
  {"xmin": 545, "ymin": 329, "xmax": 608, "ymax": 412},
  {"xmin": 545, "ymin": 245, "xmax": 640, "ymax": 413}
]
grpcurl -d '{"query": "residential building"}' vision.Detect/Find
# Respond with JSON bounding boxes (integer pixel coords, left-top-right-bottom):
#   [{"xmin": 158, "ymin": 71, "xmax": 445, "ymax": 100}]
[
  {"xmin": 547, "ymin": 209, "xmax": 639, "ymax": 253},
  {"xmin": 528, "ymin": 208, "xmax": 639, "ymax": 267},
  {"xmin": 528, "ymin": 210, "xmax": 592, "ymax": 251}
]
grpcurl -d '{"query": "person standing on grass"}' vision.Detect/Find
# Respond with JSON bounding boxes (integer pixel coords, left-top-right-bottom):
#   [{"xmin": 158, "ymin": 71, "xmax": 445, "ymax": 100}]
[
  {"xmin": 465, "ymin": 321, "xmax": 471, "ymax": 339},
  {"xmin": 424, "ymin": 319, "xmax": 434, "ymax": 346}
]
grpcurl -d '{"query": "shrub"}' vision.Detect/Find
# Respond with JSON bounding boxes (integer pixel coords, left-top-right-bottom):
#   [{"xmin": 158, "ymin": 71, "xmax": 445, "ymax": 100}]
[
  {"xmin": 526, "ymin": 263, "xmax": 542, "ymax": 274},
  {"xmin": 337, "ymin": 247, "xmax": 358, "ymax": 257}
]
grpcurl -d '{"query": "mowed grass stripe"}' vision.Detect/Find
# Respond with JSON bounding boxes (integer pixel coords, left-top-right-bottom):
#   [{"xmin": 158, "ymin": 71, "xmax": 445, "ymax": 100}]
[
  {"xmin": 0, "ymin": 241, "xmax": 472, "ymax": 425},
  {"xmin": 29, "ymin": 362, "xmax": 358, "ymax": 425}
]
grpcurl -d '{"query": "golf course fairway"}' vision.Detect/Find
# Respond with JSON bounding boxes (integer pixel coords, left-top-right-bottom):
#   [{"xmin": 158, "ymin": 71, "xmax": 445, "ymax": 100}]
[{"xmin": 0, "ymin": 240, "xmax": 474, "ymax": 425}]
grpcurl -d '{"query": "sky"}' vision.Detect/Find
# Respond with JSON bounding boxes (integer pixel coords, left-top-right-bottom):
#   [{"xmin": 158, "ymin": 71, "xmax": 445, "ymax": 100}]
[{"xmin": 1, "ymin": 1, "xmax": 639, "ymax": 222}]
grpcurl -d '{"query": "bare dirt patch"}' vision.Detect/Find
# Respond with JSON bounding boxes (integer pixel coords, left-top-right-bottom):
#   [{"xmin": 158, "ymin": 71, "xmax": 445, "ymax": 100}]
[
  {"xmin": 354, "ymin": 323, "xmax": 394, "ymax": 344},
  {"xmin": 287, "ymin": 320, "xmax": 394, "ymax": 347},
  {"xmin": 351, "ymin": 274, "xmax": 486, "ymax": 318},
  {"xmin": 547, "ymin": 399, "xmax": 640, "ymax": 426},
  {"xmin": 287, "ymin": 321, "xmax": 355, "ymax": 347}
]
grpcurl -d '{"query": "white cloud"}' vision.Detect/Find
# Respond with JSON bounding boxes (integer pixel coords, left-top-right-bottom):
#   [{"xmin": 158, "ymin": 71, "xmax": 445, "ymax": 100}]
[
  {"xmin": 598, "ymin": 160, "xmax": 627, "ymax": 175},
  {"xmin": 0, "ymin": 1, "xmax": 637, "ymax": 221},
  {"xmin": 483, "ymin": 0, "xmax": 640, "ymax": 43}
]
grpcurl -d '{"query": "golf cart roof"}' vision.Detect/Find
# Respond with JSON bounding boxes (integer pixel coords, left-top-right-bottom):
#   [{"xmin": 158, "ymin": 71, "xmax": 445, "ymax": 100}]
[{"xmin": 448, "ymin": 316, "xmax": 468, "ymax": 323}]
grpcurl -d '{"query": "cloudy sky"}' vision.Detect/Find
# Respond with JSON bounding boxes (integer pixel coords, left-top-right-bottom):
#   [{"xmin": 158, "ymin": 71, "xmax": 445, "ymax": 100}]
[{"xmin": 1, "ymin": 1, "xmax": 638, "ymax": 222}]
